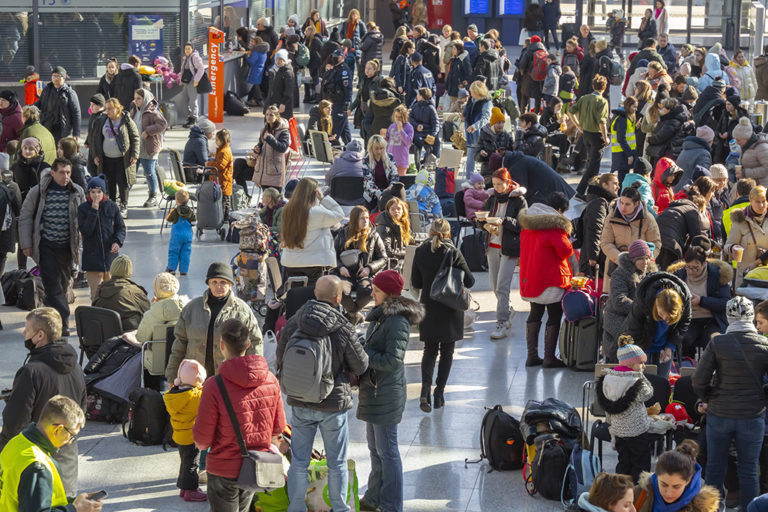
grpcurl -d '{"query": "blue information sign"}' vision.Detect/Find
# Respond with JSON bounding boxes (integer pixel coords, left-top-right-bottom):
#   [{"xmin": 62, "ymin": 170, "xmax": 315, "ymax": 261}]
[
  {"xmin": 499, "ymin": 0, "xmax": 524, "ymax": 15},
  {"xmin": 465, "ymin": 0, "xmax": 490, "ymax": 15},
  {"xmin": 129, "ymin": 15, "xmax": 164, "ymax": 65}
]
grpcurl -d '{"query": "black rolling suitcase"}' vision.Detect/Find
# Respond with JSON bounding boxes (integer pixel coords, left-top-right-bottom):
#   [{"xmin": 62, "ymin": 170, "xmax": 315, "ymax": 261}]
[
  {"xmin": 562, "ymin": 23, "xmax": 577, "ymax": 43},
  {"xmin": 558, "ymin": 315, "xmax": 600, "ymax": 371}
]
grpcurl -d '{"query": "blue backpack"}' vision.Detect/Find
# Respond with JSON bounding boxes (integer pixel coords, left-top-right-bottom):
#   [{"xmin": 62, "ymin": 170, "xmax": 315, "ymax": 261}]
[
  {"xmin": 561, "ymin": 288, "xmax": 596, "ymax": 322},
  {"xmin": 561, "ymin": 443, "xmax": 602, "ymax": 506}
]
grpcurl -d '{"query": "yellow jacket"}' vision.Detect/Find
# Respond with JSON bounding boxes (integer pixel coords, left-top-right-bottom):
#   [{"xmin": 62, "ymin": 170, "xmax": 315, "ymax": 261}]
[{"xmin": 163, "ymin": 386, "xmax": 202, "ymax": 446}]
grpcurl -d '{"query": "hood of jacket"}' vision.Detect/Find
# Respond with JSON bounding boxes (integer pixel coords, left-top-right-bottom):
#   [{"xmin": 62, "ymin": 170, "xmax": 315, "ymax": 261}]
[
  {"xmin": 371, "ymin": 87, "xmax": 399, "ymax": 107},
  {"xmin": 596, "ymin": 370, "xmax": 643, "ymax": 409},
  {"xmin": 97, "ymin": 278, "xmax": 146, "ymax": 299},
  {"xmin": 363, "ymin": 30, "xmax": 383, "ymax": 44},
  {"xmin": 660, "ymin": 103, "xmax": 688, "ymax": 124},
  {"xmin": 635, "ymin": 271, "xmax": 691, "ymax": 311},
  {"xmin": 586, "ymin": 183, "xmax": 618, "ymax": 202},
  {"xmin": 524, "ymin": 122, "xmax": 548, "ymax": 140},
  {"xmin": 148, "ymin": 296, "xmax": 186, "ymax": 321},
  {"xmin": 653, "ymin": 157, "xmax": 683, "ymax": 188},
  {"xmin": 29, "ymin": 341, "xmax": 79, "ymax": 375},
  {"xmin": 691, "ymin": 164, "xmax": 712, "ymax": 182},
  {"xmin": 744, "ymin": 132, "xmax": 768, "ymax": 153},
  {"xmin": 667, "ymin": 258, "xmax": 733, "ymax": 286},
  {"xmin": 368, "ymin": 294, "xmax": 425, "ymax": 325},
  {"xmin": 338, "ymin": 147, "xmax": 364, "ymax": 164},
  {"xmin": 637, "ymin": 471, "xmax": 721, "ymax": 512},
  {"xmin": 693, "ymin": 86, "xmax": 725, "ymax": 114},
  {"xmin": 703, "ymin": 53, "xmax": 723, "ymax": 78},
  {"xmin": 518, "ymin": 202, "xmax": 573, "ymax": 235},
  {"xmin": 188, "ymin": 125, "xmax": 207, "ymax": 140},
  {"xmin": 135, "ymin": 89, "xmax": 157, "ymax": 116},
  {"xmin": 117, "ymin": 66, "xmax": 139, "ymax": 80},
  {"xmin": 253, "ymin": 41, "xmax": 270, "ymax": 53},
  {"xmin": 528, "ymin": 41, "xmax": 546, "ymax": 54},
  {"xmin": 296, "ymin": 299, "xmax": 350, "ymax": 337},
  {"xmin": 218, "ymin": 354, "xmax": 270, "ymax": 389},
  {"xmin": 681, "ymin": 136, "xmax": 711, "ymax": 152},
  {"xmin": 479, "ymin": 48, "xmax": 499, "ymax": 63},
  {"xmin": 730, "ymin": 206, "xmax": 755, "ymax": 226},
  {"xmin": 576, "ymin": 492, "xmax": 609, "ymax": 512},
  {"xmin": 164, "ymin": 385, "xmax": 202, "ymax": 416}
]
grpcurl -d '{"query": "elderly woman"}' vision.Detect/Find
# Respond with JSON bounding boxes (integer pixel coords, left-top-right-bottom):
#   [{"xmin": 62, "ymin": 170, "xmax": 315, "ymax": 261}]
[
  {"xmin": 17, "ymin": 105, "xmax": 56, "ymax": 165},
  {"xmin": 357, "ymin": 270, "xmax": 424, "ymax": 512},
  {"xmin": 693, "ymin": 297, "xmax": 768, "ymax": 511},
  {"xmin": 166, "ymin": 262, "xmax": 261, "ymax": 381},
  {"xmin": 726, "ymin": 185, "xmax": 768, "ymax": 286},
  {"xmin": 92, "ymin": 255, "xmax": 150, "ymax": 331},
  {"xmin": 93, "ymin": 98, "xmax": 139, "ymax": 218},
  {"xmin": 362, "ymin": 135, "xmax": 398, "ymax": 208}
]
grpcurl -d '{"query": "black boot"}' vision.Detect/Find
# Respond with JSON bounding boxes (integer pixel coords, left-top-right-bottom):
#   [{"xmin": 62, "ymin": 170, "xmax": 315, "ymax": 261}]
[
  {"xmin": 433, "ymin": 343, "xmax": 455, "ymax": 409},
  {"xmin": 543, "ymin": 323, "xmax": 566, "ymax": 368},
  {"xmin": 420, "ymin": 383, "xmax": 432, "ymax": 413},
  {"xmin": 421, "ymin": 344, "xmax": 438, "ymax": 411},
  {"xmin": 526, "ymin": 321, "xmax": 543, "ymax": 367},
  {"xmin": 433, "ymin": 388, "xmax": 445, "ymax": 409}
]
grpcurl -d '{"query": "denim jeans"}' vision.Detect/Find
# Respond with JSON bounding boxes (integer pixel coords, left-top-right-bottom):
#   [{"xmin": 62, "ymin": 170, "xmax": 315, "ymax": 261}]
[
  {"xmin": 465, "ymin": 131, "xmax": 478, "ymax": 179},
  {"xmin": 647, "ymin": 351, "xmax": 673, "ymax": 379},
  {"xmin": 706, "ymin": 413, "xmax": 765, "ymax": 510},
  {"xmin": 138, "ymin": 158, "xmax": 159, "ymax": 196},
  {"xmin": 363, "ymin": 423, "xmax": 403, "ymax": 512},
  {"xmin": 287, "ymin": 407, "xmax": 349, "ymax": 512}
]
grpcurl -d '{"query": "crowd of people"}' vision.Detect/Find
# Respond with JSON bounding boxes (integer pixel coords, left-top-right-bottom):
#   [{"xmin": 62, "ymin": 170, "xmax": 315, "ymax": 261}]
[{"xmin": 6, "ymin": 4, "xmax": 768, "ymax": 512}]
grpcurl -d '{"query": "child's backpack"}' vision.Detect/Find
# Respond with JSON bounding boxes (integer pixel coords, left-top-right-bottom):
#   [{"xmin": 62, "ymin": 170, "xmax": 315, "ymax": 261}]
[
  {"xmin": 123, "ymin": 388, "xmax": 170, "ymax": 446},
  {"xmin": 279, "ymin": 329, "xmax": 334, "ymax": 403},
  {"xmin": 562, "ymin": 53, "xmax": 581, "ymax": 77},
  {"xmin": 465, "ymin": 405, "xmax": 525, "ymax": 471},
  {"xmin": 296, "ymin": 42, "xmax": 311, "ymax": 68},
  {"xmin": 530, "ymin": 49, "xmax": 549, "ymax": 81},
  {"xmin": 599, "ymin": 54, "xmax": 625, "ymax": 86},
  {"xmin": 525, "ymin": 433, "xmax": 570, "ymax": 501},
  {"xmin": 562, "ymin": 443, "xmax": 602, "ymax": 506}
]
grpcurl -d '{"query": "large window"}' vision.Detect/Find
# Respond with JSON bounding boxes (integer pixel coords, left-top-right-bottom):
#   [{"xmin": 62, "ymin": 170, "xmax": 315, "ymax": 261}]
[{"xmin": 0, "ymin": 4, "xmax": 32, "ymax": 81}]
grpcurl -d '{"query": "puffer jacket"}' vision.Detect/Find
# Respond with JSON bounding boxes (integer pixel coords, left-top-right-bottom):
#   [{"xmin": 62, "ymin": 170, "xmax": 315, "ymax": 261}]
[
  {"xmin": 136, "ymin": 296, "xmax": 187, "ymax": 342},
  {"xmin": 358, "ymin": 295, "xmax": 424, "ymax": 425},
  {"xmin": 325, "ymin": 145, "xmax": 364, "ymax": 192},
  {"xmin": 253, "ymin": 119, "xmax": 290, "ymax": 189},
  {"xmin": 622, "ymin": 272, "xmax": 692, "ymax": 352},
  {"xmin": 34, "ymin": 82, "xmax": 81, "ymax": 139},
  {"xmin": 11, "ymin": 154, "xmax": 50, "ymax": 199},
  {"xmin": 600, "ymin": 204, "xmax": 661, "ymax": 270},
  {"xmin": 755, "ymin": 54, "xmax": 768, "ymax": 100},
  {"xmin": 92, "ymin": 278, "xmax": 151, "ymax": 331},
  {"xmin": 651, "ymin": 157, "xmax": 683, "ymax": 213},
  {"xmin": 333, "ymin": 228, "xmax": 387, "ymax": 274},
  {"xmin": 595, "ymin": 369, "xmax": 653, "ymax": 438},
  {"xmin": 409, "ymin": 99, "xmax": 439, "ymax": 145},
  {"xmin": 183, "ymin": 126, "xmax": 209, "ymax": 167},
  {"xmin": 360, "ymin": 29, "xmax": 383, "ymax": 70},
  {"xmin": 164, "ymin": 385, "xmax": 202, "ymax": 445},
  {"xmin": 604, "ymin": 253, "xmax": 658, "ymax": 337},
  {"xmin": 368, "ymin": 87, "xmax": 402, "ymax": 138},
  {"xmin": 0, "ymin": 100, "xmax": 22, "ymax": 152},
  {"xmin": 76, "ymin": 197, "xmax": 125, "ymax": 272},
  {"xmin": 245, "ymin": 42, "xmax": 269, "ymax": 85},
  {"xmin": 656, "ymin": 198, "xmax": 703, "ymax": 260},
  {"xmin": 278, "ymin": 299, "xmax": 369, "ymax": 412},
  {"xmin": 731, "ymin": 60, "xmax": 758, "ymax": 101},
  {"xmin": 166, "ymin": 290, "xmax": 261, "ymax": 381},
  {"xmin": 129, "ymin": 89, "xmax": 167, "ymax": 158},
  {"xmin": 518, "ymin": 123, "xmax": 547, "ymax": 159},
  {"xmin": 193, "ymin": 355, "xmax": 286, "ymax": 479},
  {"xmin": 375, "ymin": 209, "xmax": 408, "ymax": 260},
  {"xmin": 697, "ymin": 53, "xmax": 730, "ymax": 93},
  {"xmin": 668, "ymin": 259, "xmax": 732, "ymax": 332},
  {"xmin": 18, "ymin": 170, "xmax": 85, "ymax": 265},
  {"xmin": 633, "ymin": 470, "xmax": 720, "ymax": 512},
  {"xmin": 445, "ymin": 52, "xmax": 473, "ymax": 98},
  {"xmin": 578, "ymin": 184, "xmax": 617, "ymax": 275},
  {"xmin": 476, "ymin": 124, "xmax": 514, "ymax": 178},
  {"xmin": 93, "ymin": 112, "xmax": 140, "ymax": 186},
  {"xmin": 281, "ymin": 196, "xmax": 345, "ymax": 268},
  {"xmin": 646, "ymin": 104, "xmax": 688, "ymax": 162},
  {"xmin": 473, "ymin": 48, "xmax": 501, "ymax": 90},
  {"xmin": 674, "ymin": 137, "xmax": 713, "ymax": 193},
  {"xmin": 463, "ymin": 188, "xmax": 490, "ymax": 220},
  {"xmin": 543, "ymin": 63, "xmax": 561, "ymax": 97},
  {"xmin": 741, "ymin": 133, "xmax": 768, "ymax": 187},
  {"xmin": 265, "ymin": 65, "xmax": 295, "ymax": 118},
  {"xmin": 693, "ymin": 330, "xmax": 768, "ymax": 419},
  {"xmin": 480, "ymin": 189, "xmax": 527, "ymax": 257},
  {"xmin": 726, "ymin": 206, "xmax": 768, "ymax": 286}
]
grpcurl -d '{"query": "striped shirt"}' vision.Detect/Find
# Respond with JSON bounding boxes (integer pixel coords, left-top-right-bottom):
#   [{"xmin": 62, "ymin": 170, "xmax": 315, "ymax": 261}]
[{"xmin": 41, "ymin": 183, "xmax": 70, "ymax": 244}]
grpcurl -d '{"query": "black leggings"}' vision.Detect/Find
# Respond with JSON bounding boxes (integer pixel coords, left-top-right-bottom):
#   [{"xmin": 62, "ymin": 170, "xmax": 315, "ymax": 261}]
[
  {"xmin": 527, "ymin": 301, "xmax": 563, "ymax": 327},
  {"xmin": 422, "ymin": 340, "xmax": 455, "ymax": 390},
  {"xmin": 102, "ymin": 156, "xmax": 129, "ymax": 204}
]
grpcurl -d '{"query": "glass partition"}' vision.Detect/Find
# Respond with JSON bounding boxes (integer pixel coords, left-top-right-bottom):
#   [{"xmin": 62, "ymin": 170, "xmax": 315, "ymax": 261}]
[{"xmin": 0, "ymin": 3, "xmax": 33, "ymax": 81}]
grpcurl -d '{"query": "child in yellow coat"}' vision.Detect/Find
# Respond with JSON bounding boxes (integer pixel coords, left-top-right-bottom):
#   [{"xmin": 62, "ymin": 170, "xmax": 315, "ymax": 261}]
[
  {"xmin": 206, "ymin": 128, "xmax": 233, "ymax": 218},
  {"xmin": 164, "ymin": 358, "xmax": 207, "ymax": 502}
]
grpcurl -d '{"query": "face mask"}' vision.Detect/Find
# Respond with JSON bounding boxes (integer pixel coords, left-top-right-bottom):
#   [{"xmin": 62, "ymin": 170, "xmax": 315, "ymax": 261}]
[{"xmin": 24, "ymin": 338, "xmax": 36, "ymax": 352}]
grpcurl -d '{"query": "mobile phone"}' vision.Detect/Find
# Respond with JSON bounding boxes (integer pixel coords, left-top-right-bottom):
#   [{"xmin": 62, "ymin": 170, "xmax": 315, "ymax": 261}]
[{"xmin": 88, "ymin": 490, "xmax": 107, "ymax": 501}]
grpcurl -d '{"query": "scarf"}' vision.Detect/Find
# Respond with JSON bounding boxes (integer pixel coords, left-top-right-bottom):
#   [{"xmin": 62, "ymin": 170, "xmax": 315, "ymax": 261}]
[
  {"xmin": 346, "ymin": 20, "xmax": 356, "ymax": 40},
  {"xmin": 746, "ymin": 205, "xmax": 767, "ymax": 227},
  {"xmin": 620, "ymin": 201, "xmax": 643, "ymax": 223},
  {"xmin": 651, "ymin": 465, "xmax": 702, "ymax": 512},
  {"xmin": 727, "ymin": 319, "xmax": 759, "ymax": 334},
  {"xmin": 655, "ymin": 7, "xmax": 663, "ymax": 19}
]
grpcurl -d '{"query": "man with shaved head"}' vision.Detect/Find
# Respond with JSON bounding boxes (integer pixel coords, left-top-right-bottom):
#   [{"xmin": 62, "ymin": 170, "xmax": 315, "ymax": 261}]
[{"xmin": 277, "ymin": 274, "xmax": 368, "ymax": 512}]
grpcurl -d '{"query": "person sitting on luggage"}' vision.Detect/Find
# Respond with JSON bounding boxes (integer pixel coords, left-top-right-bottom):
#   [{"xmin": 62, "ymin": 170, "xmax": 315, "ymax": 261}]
[
  {"xmin": 476, "ymin": 106, "xmax": 513, "ymax": 181},
  {"xmin": 92, "ymin": 255, "xmax": 150, "ymax": 332},
  {"xmin": 307, "ymin": 99, "xmax": 338, "ymax": 146},
  {"xmin": 406, "ymin": 169, "xmax": 442, "ymax": 217},
  {"xmin": 595, "ymin": 335, "xmax": 654, "ymax": 484},
  {"xmin": 258, "ymin": 188, "xmax": 286, "ymax": 234},
  {"xmin": 164, "ymin": 359, "xmax": 207, "ymax": 502},
  {"xmin": 136, "ymin": 272, "xmax": 188, "ymax": 343},
  {"xmin": 462, "ymin": 173, "xmax": 490, "ymax": 220},
  {"xmin": 166, "ymin": 189, "xmax": 196, "ymax": 276},
  {"xmin": 333, "ymin": 206, "xmax": 387, "ymax": 324},
  {"xmin": 205, "ymin": 128, "xmax": 233, "ymax": 219}
]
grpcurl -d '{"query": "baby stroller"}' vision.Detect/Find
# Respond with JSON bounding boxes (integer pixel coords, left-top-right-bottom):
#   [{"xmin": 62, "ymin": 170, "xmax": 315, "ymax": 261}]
[{"xmin": 196, "ymin": 169, "xmax": 226, "ymax": 240}]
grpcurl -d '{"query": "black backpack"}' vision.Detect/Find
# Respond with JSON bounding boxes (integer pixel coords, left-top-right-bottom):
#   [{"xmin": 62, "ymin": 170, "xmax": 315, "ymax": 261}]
[
  {"xmin": 17, "ymin": 275, "xmax": 45, "ymax": 311},
  {"xmin": 526, "ymin": 433, "xmax": 570, "ymax": 500},
  {"xmin": 123, "ymin": 388, "xmax": 170, "ymax": 446},
  {"xmin": 465, "ymin": 405, "xmax": 525, "ymax": 471},
  {"xmin": 224, "ymin": 90, "xmax": 250, "ymax": 116},
  {"xmin": 1, "ymin": 269, "xmax": 31, "ymax": 306}
]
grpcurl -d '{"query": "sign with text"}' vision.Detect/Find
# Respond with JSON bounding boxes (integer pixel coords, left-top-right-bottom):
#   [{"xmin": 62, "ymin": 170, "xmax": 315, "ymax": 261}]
[
  {"xmin": 129, "ymin": 15, "xmax": 164, "ymax": 65},
  {"xmin": 499, "ymin": 0, "xmax": 524, "ymax": 15},
  {"xmin": 208, "ymin": 27, "xmax": 225, "ymax": 123},
  {"xmin": 464, "ymin": 0, "xmax": 489, "ymax": 15},
  {"xmin": 428, "ymin": 0, "xmax": 453, "ymax": 29}
]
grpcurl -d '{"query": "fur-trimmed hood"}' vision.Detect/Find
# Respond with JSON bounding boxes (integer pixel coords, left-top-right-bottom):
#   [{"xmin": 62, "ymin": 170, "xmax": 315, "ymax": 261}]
[
  {"xmin": 636, "ymin": 472, "xmax": 721, "ymax": 512},
  {"xmin": 730, "ymin": 206, "xmax": 755, "ymax": 226},
  {"xmin": 368, "ymin": 294, "xmax": 425, "ymax": 325},
  {"xmin": 595, "ymin": 370, "xmax": 645, "ymax": 414},
  {"xmin": 518, "ymin": 202, "xmax": 573, "ymax": 235},
  {"xmin": 666, "ymin": 258, "xmax": 733, "ymax": 286}
]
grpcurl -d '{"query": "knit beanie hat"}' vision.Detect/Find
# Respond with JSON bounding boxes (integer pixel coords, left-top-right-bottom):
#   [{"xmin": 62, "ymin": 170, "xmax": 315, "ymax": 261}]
[
  {"xmin": 617, "ymin": 335, "xmax": 647, "ymax": 367},
  {"xmin": 87, "ymin": 174, "xmax": 107, "ymax": 192},
  {"xmin": 709, "ymin": 42, "xmax": 722, "ymax": 55},
  {"xmin": 726, "ymin": 94, "xmax": 741, "ymax": 108},
  {"xmin": 89, "ymin": 94, "xmax": 105, "ymax": 107},
  {"xmin": 274, "ymin": 49, "xmax": 290, "ymax": 63},
  {"xmin": 696, "ymin": 125, "xmax": 715, "ymax": 144},
  {"xmin": 711, "ymin": 78, "xmax": 726, "ymax": 91},
  {"xmin": 726, "ymin": 296, "xmax": 754, "ymax": 323},
  {"xmin": 175, "ymin": 359, "xmax": 207, "ymax": 387},
  {"xmin": 690, "ymin": 234, "xmax": 712, "ymax": 252},
  {"xmin": 469, "ymin": 173, "xmax": 485, "ymax": 186},
  {"xmin": 284, "ymin": 179, "xmax": 298, "ymax": 199},
  {"xmin": 372, "ymin": 270, "xmax": 404, "ymax": 296},
  {"xmin": 595, "ymin": 39, "xmax": 608, "ymax": 53},
  {"xmin": 458, "ymin": 88, "xmax": 470, "ymax": 99},
  {"xmin": 710, "ymin": 164, "xmax": 728, "ymax": 180},
  {"xmin": 682, "ymin": 86, "xmax": 698, "ymax": 102},
  {"xmin": 51, "ymin": 65, "xmax": 67, "ymax": 78},
  {"xmin": 627, "ymin": 239, "xmax": 651, "ymax": 261},
  {"xmin": 206, "ymin": 261, "xmax": 235, "ymax": 284},
  {"xmin": 530, "ymin": 35, "xmax": 541, "ymax": 44},
  {"xmin": 110, "ymin": 255, "xmax": 133, "ymax": 278},
  {"xmin": 197, "ymin": 117, "xmax": 216, "ymax": 135},
  {"xmin": 0, "ymin": 89, "xmax": 16, "ymax": 104},
  {"xmin": 345, "ymin": 139, "xmax": 363, "ymax": 153},
  {"xmin": 153, "ymin": 272, "xmax": 180, "ymax": 300},
  {"xmin": 468, "ymin": 24, "xmax": 478, "ymax": 32},
  {"xmin": 20, "ymin": 137, "xmax": 41, "ymax": 153},
  {"xmin": 489, "ymin": 107, "xmax": 505, "ymax": 126},
  {"xmin": 636, "ymin": 59, "xmax": 649, "ymax": 68},
  {"xmin": 732, "ymin": 117, "xmax": 754, "ymax": 140},
  {"xmin": 634, "ymin": 156, "xmax": 653, "ymax": 176}
]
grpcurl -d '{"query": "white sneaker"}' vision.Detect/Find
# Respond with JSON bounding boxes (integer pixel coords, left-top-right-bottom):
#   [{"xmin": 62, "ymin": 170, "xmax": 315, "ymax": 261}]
[{"xmin": 490, "ymin": 321, "xmax": 509, "ymax": 340}]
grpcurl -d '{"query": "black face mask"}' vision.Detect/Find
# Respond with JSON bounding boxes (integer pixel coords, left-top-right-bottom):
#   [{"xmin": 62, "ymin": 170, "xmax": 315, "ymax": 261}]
[{"xmin": 24, "ymin": 338, "xmax": 36, "ymax": 352}]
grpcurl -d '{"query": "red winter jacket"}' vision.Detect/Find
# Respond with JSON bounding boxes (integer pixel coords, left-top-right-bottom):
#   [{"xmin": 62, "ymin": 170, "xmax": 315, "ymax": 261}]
[
  {"xmin": 518, "ymin": 203, "xmax": 574, "ymax": 299},
  {"xmin": 193, "ymin": 355, "xmax": 286, "ymax": 479},
  {"xmin": 652, "ymin": 157, "xmax": 683, "ymax": 214}
]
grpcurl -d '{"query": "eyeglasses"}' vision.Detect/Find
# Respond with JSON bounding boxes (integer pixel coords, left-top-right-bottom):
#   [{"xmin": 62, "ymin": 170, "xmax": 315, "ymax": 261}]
[{"xmin": 57, "ymin": 424, "xmax": 79, "ymax": 444}]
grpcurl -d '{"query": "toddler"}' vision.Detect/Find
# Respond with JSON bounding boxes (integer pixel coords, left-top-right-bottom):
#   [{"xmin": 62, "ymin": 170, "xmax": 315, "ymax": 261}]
[
  {"xmin": 595, "ymin": 335, "xmax": 653, "ymax": 483},
  {"xmin": 166, "ymin": 189, "xmax": 196, "ymax": 275},
  {"xmin": 462, "ymin": 173, "xmax": 490, "ymax": 220},
  {"xmin": 163, "ymin": 359, "xmax": 207, "ymax": 502},
  {"xmin": 206, "ymin": 128, "xmax": 233, "ymax": 218}
]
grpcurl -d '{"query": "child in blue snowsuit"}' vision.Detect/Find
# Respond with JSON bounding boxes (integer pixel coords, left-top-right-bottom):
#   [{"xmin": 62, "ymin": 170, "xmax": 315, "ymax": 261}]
[{"xmin": 166, "ymin": 189, "xmax": 196, "ymax": 275}]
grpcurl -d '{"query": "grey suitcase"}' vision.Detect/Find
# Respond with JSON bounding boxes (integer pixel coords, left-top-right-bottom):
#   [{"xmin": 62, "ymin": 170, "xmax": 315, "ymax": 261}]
[
  {"xmin": 558, "ymin": 315, "xmax": 600, "ymax": 371},
  {"xmin": 196, "ymin": 177, "xmax": 226, "ymax": 240}
]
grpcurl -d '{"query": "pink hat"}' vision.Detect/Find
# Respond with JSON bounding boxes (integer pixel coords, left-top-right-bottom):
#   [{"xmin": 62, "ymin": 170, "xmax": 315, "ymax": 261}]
[{"xmin": 175, "ymin": 359, "xmax": 207, "ymax": 387}]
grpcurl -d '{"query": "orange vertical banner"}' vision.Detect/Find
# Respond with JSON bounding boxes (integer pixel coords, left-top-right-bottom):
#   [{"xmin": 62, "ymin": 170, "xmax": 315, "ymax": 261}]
[{"xmin": 208, "ymin": 27, "xmax": 225, "ymax": 123}]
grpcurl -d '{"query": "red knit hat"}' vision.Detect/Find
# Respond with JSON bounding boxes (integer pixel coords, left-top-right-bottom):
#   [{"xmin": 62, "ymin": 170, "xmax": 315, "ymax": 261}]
[
  {"xmin": 372, "ymin": 270, "xmax": 404, "ymax": 296},
  {"xmin": 530, "ymin": 35, "xmax": 541, "ymax": 43}
]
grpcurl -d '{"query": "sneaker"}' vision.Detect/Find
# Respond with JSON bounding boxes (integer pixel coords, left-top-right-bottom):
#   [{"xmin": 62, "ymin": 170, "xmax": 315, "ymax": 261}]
[
  {"xmin": 180, "ymin": 272, "xmax": 188, "ymax": 276},
  {"xmin": 143, "ymin": 196, "xmax": 158, "ymax": 208},
  {"xmin": 490, "ymin": 321, "xmax": 508, "ymax": 340},
  {"xmin": 197, "ymin": 470, "xmax": 207, "ymax": 484},
  {"xmin": 119, "ymin": 203, "xmax": 128, "ymax": 218},
  {"xmin": 182, "ymin": 488, "xmax": 207, "ymax": 502}
]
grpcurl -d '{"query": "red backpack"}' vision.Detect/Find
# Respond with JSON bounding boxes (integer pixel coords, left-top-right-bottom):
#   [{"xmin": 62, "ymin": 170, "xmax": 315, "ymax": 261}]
[{"xmin": 530, "ymin": 49, "xmax": 549, "ymax": 81}]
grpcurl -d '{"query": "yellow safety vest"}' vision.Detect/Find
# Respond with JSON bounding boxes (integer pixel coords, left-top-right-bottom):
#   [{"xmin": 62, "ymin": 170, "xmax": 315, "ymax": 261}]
[
  {"xmin": 0, "ymin": 432, "xmax": 68, "ymax": 511},
  {"xmin": 611, "ymin": 115, "xmax": 637, "ymax": 153}
]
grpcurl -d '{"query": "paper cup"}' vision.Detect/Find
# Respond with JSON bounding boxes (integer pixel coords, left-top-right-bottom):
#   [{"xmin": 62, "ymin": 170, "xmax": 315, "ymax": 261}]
[
  {"xmin": 733, "ymin": 245, "xmax": 744, "ymax": 263},
  {"xmin": 475, "ymin": 211, "xmax": 489, "ymax": 220},
  {"xmin": 735, "ymin": 165, "xmax": 743, "ymax": 174}
]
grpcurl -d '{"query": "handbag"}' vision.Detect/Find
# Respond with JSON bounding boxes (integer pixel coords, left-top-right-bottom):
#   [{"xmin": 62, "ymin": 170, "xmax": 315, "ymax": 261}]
[
  {"xmin": 429, "ymin": 247, "xmax": 470, "ymax": 311},
  {"xmin": 215, "ymin": 375, "xmax": 284, "ymax": 492},
  {"xmin": 181, "ymin": 68, "xmax": 192, "ymax": 84},
  {"xmin": 196, "ymin": 71, "xmax": 213, "ymax": 94}
]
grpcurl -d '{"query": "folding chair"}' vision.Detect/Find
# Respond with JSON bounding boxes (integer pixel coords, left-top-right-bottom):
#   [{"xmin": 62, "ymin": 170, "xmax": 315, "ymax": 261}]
[
  {"xmin": 399, "ymin": 174, "xmax": 416, "ymax": 190},
  {"xmin": 75, "ymin": 306, "xmax": 123, "ymax": 364},
  {"xmin": 308, "ymin": 129, "xmax": 335, "ymax": 175},
  {"xmin": 330, "ymin": 176, "xmax": 364, "ymax": 207}
]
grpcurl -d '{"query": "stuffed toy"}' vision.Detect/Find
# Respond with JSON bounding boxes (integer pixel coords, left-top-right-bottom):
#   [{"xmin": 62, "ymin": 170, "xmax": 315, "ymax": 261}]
[{"xmin": 153, "ymin": 56, "xmax": 181, "ymax": 88}]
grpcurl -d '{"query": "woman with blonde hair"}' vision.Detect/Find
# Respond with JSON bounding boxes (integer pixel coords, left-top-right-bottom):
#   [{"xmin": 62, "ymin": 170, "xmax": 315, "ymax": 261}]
[
  {"xmin": 623, "ymin": 272, "xmax": 691, "ymax": 378},
  {"xmin": 411, "ymin": 218, "xmax": 474, "ymax": 412},
  {"xmin": 341, "ymin": 8, "xmax": 366, "ymax": 68},
  {"xmin": 280, "ymin": 177, "xmax": 345, "ymax": 285},
  {"xmin": 463, "ymin": 80, "xmax": 492, "ymax": 177},
  {"xmin": 375, "ymin": 197, "xmax": 411, "ymax": 262},
  {"xmin": 386, "ymin": 104, "xmax": 413, "ymax": 175},
  {"xmin": 726, "ymin": 185, "xmax": 768, "ymax": 286},
  {"xmin": 362, "ymin": 134, "xmax": 398, "ymax": 207}
]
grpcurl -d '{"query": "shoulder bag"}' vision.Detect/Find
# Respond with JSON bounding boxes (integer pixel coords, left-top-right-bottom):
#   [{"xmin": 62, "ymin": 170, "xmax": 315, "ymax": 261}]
[
  {"xmin": 429, "ymin": 247, "xmax": 470, "ymax": 311},
  {"xmin": 215, "ymin": 375, "xmax": 284, "ymax": 492}
]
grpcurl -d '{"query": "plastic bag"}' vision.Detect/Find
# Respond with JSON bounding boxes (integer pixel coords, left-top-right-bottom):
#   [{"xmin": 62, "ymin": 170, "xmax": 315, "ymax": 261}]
[{"xmin": 305, "ymin": 459, "xmax": 359, "ymax": 512}]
